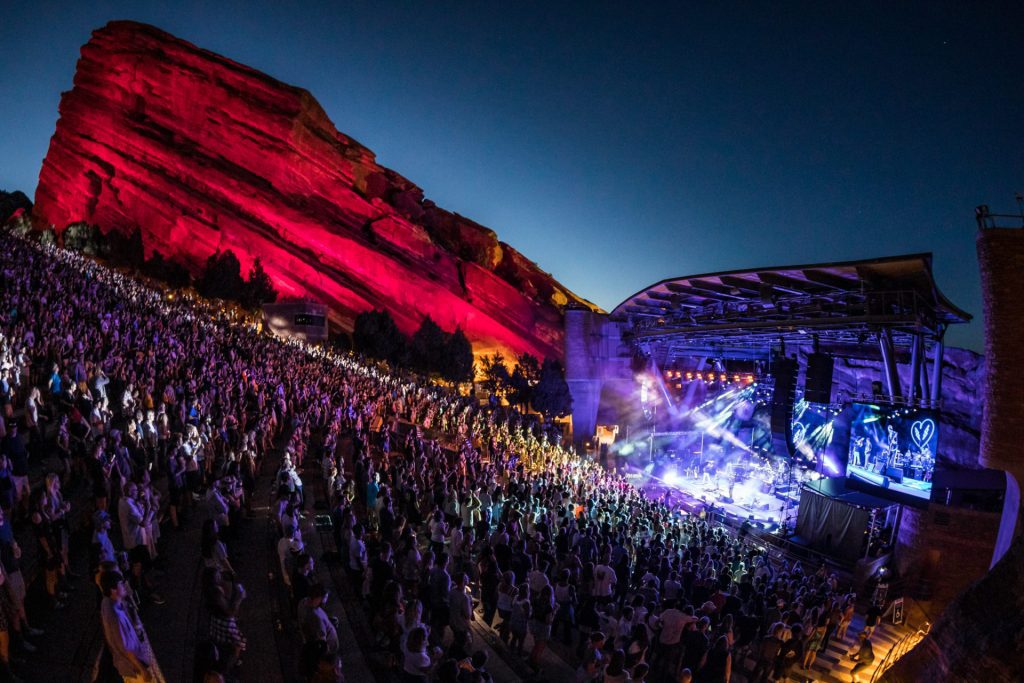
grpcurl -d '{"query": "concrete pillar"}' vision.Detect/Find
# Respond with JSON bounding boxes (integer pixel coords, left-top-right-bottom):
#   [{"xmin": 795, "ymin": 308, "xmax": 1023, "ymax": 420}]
[
  {"xmin": 564, "ymin": 308, "xmax": 606, "ymax": 448},
  {"xmin": 976, "ymin": 228, "xmax": 1024, "ymax": 480}
]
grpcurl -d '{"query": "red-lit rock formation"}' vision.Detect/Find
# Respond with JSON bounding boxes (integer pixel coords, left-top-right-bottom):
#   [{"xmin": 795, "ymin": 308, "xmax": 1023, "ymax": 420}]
[{"xmin": 33, "ymin": 21, "xmax": 598, "ymax": 359}]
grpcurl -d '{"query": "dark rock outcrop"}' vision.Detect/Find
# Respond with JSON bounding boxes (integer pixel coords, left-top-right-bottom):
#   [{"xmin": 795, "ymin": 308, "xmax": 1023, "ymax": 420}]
[
  {"xmin": 33, "ymin": 21, "xmax": 599, "ymax": 359},
  {"xmin": 0, "ymin": 190, "xmax": 31, "ymax": 225}
]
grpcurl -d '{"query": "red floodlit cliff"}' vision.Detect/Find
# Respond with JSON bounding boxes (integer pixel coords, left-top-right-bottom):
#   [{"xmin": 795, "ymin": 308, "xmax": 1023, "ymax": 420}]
[{"xmin": 34, "ymin": 21, "xmax": 598, "ymax": 359}]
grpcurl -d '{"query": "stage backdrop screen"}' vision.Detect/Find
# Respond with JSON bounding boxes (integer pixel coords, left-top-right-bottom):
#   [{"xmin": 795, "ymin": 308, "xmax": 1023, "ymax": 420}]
[
  {"xmin": 846, "ymin": 403, "xmax": 938, "ymax": 505},
  {"xmin": 790, "ymin": 394, "xmax": 839, "ymax": 473}
]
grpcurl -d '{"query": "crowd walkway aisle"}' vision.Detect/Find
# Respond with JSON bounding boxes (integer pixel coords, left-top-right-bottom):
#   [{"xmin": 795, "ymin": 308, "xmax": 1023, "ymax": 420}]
[
  {"xmin": 0, "ymin": 418, "xmax": 108, "ymax": 682},
  {"xmin": 317, "ymin": 430, "xmax": 574, "ymax": 683},
  {"xmin": 12, "ymin": 428, "xmax": 368, "ymax": 683}
]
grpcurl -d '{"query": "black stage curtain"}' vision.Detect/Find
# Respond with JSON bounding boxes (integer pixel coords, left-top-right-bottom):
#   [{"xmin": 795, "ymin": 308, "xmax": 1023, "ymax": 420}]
[{"xmin": 796, "ymin": 488, "xmax": 870, "ymax": 562}]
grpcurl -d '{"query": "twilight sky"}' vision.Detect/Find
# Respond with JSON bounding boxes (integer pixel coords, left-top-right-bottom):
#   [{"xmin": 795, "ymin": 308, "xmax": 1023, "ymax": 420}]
[{"xmin": 2, "ymin": 2, "xmax": 1021, "ymax": 352}]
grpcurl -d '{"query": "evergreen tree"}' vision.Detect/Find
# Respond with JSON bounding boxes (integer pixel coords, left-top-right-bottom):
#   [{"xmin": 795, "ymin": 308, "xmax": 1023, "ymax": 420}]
[
  {"xmin": 532, "ymin": 357, "xmax": 573, "ymax": 421},
  {"xmin": 508, "ymin": 353, "xmax": 541, "ymax": 408},
  {"xmin": 410, "ymin": 315, "xmax": 449, "ymax": 373},
  {"xmin": 479, "ymin": 352, "xmax": 511, "ymax": 397},
  {"xmin": 143, "ymin": 250, "xmax": 191, "ymax": 288},
  {"xmin": 196, "ymin": 249, "xmax": 245, "ymax": 302},
  {"xmin": 37, "ymin": 228, "xmax": 57, "ymax": 247},
  {"xmin": 441, "ymin": 327, "xmax": 474, "ymax": 385},
  {"xmin": 107, "ymin": 228, "xmax": 146, "ymax": 268},
  {"xmin": 241, "ymin": 257, "xmax": 278, "ymax": 309},
  {"xmin": 353, "ymin": 309, "xmax": 407, "ymax": 365}
]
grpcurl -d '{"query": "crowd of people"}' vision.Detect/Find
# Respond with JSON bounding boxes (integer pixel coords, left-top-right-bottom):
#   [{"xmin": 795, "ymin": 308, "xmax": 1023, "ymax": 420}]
[{"xmin": 0, "ymin": 225, "xmax": 885, "ymax": 683}]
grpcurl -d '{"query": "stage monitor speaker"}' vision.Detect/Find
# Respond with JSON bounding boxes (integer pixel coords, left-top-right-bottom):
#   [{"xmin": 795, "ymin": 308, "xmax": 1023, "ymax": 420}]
[
  {"xmin": 804, "ymin": 352, "xmax": 834, "ymax": 404},
  {"xmin": 886, "ymin": 467, "xmax": 904, "ymax": 484},
  {"xmin": 770, "ymin": 357, "xmax": 799, "ymax": 456}
]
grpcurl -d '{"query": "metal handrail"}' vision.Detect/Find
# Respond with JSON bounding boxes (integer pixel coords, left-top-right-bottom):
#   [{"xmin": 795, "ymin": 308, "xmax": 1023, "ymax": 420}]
[
  {"xmin": 869, "ymin": 621, "xmax": 931, "ymax": 683},
  {"xmin": 836, "ymin": 391, "xmax": 942, "ymax": 411},
  {"xmin": 976, "ymin": 204, "xmax": 1024, "ymax": 229}
]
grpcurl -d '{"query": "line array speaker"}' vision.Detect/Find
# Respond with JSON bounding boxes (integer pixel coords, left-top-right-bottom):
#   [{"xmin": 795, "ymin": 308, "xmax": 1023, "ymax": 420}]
[
  {"xmin": 770, "ymin": 357, "xmax": 799, "ymax": 457},
  {"xmin": 804, "ymin": 352, "xmax": 835, "ymax": 404}
]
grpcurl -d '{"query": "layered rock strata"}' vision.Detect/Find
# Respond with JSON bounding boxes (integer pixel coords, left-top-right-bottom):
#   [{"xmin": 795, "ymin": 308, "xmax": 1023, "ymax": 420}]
[{"xmin": 34, "ymin": 21, "xmax": 598, "ymax": 359}]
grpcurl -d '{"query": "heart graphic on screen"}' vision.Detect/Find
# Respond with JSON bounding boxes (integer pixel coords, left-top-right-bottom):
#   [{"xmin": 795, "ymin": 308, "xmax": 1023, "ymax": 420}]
[
  {"xmin": 911, "ymin": 419, "xmax": 936, "ymax": 451},
  {"xmin": 792, "ymin": 423, "xmax": 807, "ymax": 447}
]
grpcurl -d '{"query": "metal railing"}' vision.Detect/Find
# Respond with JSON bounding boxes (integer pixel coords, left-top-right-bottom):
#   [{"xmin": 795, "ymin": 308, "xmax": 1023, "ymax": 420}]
[
  {"xmin": 976, "ymin": 203, "xmax": 1024, "ymax": 229},
  {"xmin": 870, "ymin": 621, "xmax": 932, "ymax": 682}
]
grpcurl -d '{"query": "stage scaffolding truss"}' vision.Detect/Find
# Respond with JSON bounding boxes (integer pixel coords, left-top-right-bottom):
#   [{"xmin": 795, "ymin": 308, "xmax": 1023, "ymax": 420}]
[{"xmin": 610, "ymin": 253, "xmax": 971, "ymax": 407}]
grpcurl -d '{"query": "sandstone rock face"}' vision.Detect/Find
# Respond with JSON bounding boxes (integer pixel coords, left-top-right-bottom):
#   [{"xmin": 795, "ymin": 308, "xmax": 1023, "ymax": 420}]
[{"xmin": 33, "ymin": 21, "xmax": 599, "ymax": 359}]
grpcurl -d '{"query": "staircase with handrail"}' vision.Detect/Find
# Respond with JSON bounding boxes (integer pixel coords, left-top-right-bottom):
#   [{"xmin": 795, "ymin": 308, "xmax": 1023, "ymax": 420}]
[{"xmin": 870, "ymin": 621, "xmax": 931, "ymax": 683}]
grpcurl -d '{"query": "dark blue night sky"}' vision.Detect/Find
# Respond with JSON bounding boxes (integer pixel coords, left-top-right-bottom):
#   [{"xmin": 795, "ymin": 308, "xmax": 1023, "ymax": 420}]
[{"xmin": 2, "ymin": 2, "xmax": 1021, "ymax": 351}]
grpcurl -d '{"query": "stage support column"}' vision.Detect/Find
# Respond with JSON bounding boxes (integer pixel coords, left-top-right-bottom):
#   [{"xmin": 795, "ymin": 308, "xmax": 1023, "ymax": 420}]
[
  {"xmin": 920, "ymin": 347, "xmax": 931, "ymax": 402},
  {"xmin": 910, "ymin": 333, "xmax": 923, "ymax": 401},
  {"xmin": 929, "ymin": 328, "xmax": 945, "ymax": 406},
  {"xmin": 878, "ymin": 329, "xmax": 902, "ymax": 401}
]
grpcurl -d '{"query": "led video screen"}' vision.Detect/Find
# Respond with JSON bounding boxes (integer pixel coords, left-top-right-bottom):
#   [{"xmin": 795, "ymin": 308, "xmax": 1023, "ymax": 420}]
[
  {"xmin": 846, "ymin": 403, "xmax": 937, "ymax": 503},
  {"xmin": 790, "ymin": 394, "xmax": 838, "ymax": 473}
]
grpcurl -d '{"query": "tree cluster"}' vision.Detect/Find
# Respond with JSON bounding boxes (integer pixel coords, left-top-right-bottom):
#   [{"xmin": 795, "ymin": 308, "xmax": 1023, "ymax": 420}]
[
  {"xmin": 54, "ymin": 224, "xmax": 278, "ymax": 311},
  {"xmin": 478, "ymin": 352, "xmax": 572, "ymax": 421},
  {"xmin": 192, "ymin": 250, "xmax": 278, "ymax": 310},
  {"xmin": 352, "ymin": 310, "xmax": 474, "ymax": 384}
]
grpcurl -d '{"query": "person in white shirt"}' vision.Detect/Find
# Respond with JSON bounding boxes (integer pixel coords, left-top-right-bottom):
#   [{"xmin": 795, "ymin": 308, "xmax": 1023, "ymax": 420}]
[
  {"xmin": 657, "ymin": 599, "xmax": 696, "ymax": 674},
  {"xmin": 446, "ymin": 519, "xmax": 465, "ymax": 560},
  {"xmin": 593, "ymin": 562, "xmax": 616, "ymax": 604},
  {"xmin": 403, "ymin": 626, "xmax": 434, "ymax": 681},
  {"xmin": 277, "ymin": 531, "xmax": 303, "ymax": 587}
]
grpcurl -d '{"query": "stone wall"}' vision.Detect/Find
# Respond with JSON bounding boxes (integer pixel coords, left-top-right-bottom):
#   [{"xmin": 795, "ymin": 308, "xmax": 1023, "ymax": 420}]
[
  {"xmin": 882, "ymin": 228, "xmax": 1024, "ymax": 681},
  {"xmin": 894, "ymin": 504, "xmax": 1001, "ymax": 606}
]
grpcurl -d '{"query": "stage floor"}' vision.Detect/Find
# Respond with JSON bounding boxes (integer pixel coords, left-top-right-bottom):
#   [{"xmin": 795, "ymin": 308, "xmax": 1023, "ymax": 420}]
[
  {"xmin": 628, "ymin": 465, "xmax": 802, "ymax": 530},
  {"xmin": 848, "ymin": 465, "xmax": 931, "ymax": 501}
]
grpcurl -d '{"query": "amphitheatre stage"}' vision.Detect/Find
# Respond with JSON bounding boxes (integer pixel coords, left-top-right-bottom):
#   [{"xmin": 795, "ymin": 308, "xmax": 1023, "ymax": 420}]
[{"xmin": 564, "ymin": 254, "xmax": 1004, "ymax": 586}]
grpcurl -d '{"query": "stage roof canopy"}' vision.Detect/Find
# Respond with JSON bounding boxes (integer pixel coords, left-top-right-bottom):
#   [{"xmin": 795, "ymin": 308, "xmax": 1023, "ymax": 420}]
[{"xmin": 611, "ymin": 253, "xmax": 970, "ymax": 358}]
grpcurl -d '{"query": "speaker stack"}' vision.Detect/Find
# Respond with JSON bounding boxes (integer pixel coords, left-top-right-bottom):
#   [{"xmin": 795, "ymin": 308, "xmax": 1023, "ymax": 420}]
[
  {"xmin": 770, "ymin": 357, "xmax": 799, "ymax": 457},
  {"xmin": 804, "ymin": 352, "xmax": 835, "ymax": 404}
]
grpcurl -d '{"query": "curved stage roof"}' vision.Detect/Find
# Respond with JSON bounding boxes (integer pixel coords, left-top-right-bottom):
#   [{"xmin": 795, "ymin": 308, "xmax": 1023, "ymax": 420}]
[{"xmin": 611, "ymin": 253, "xmax": 970, "ymax": 357}]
